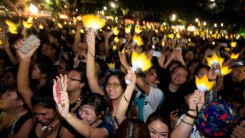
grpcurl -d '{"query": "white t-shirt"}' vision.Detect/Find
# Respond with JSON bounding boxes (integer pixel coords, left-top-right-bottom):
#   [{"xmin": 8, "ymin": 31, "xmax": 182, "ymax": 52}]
[{"xmin": 135, "ymin": 85, "xmax": 164, "ymax": 122}]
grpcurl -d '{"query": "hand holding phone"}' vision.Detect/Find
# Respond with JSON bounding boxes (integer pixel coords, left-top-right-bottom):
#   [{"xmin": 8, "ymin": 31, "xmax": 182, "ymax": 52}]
[
  {"xmin": 56, "ymin": 80, "xmax": 63, "ymax": 104},
  {"xmin": 19, "ymin": 34, "xmax": 40, "ymax": 54},
  {"xmin": 153, "ymin": 50, "xmax": 161, "ymax": 57}
]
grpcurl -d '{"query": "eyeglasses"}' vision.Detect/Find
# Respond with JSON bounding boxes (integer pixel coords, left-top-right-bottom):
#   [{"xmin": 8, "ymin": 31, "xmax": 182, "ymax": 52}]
[
  {"xmin": 149, "ymin": 70, "xmax": 158, "ymax": 79},
  {"xmin": 67, "ymin": 76, "xmax": 81, "ymax": 82},
  {"xmin": 174, "ymin": 71, "xmax": 187, "ymax": 78},
  {"xmin": 106, "ymin": 83, "xmax": 121, "ymax": 89}
]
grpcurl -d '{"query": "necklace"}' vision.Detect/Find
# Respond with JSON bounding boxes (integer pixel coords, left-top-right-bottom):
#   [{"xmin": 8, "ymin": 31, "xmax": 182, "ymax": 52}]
[
  {"xmin": 40, "ymin": 122, "xmax": 61, "ymax": 138},
  {"xmin": 41, "ymin": 123, "xmax": 57, "ymax": 133}
]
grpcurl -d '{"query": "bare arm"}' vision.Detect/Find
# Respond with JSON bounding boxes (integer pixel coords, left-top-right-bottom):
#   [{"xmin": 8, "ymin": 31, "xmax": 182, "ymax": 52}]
[
  {"xmin": 86, "ymin": 29, "xmax": 104, "ymax": 95},
  {"xmin": 72, "ymin": 22, "xmax": 83, "ymax": 54},
  {"xmin": 15, "ymin": 39, "xmax": 40, "ymax": 111},
  {"xmin": 2, "ymin": 38, "xmax": 18, "ymax": 65},
  {"xmin": 116, "ymin": 68, "xmax": 136, "ymax": 125},
  {"xmin": 170, "ymin": 90, "xmax": 205, "ymax": 138},
  {"xmin": 53, "ymin": 76, "xmax": 109, "ymax": 137}
]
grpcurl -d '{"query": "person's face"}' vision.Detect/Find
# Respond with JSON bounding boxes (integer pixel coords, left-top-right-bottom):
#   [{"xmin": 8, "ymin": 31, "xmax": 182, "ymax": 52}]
[
  {"xmin": 189, "ymin": 62, "xmax": 199, "ymax": 75},
  {"xmin": 77, "ymin": 42, "xmax": 88, "ymax": 55},
  {"xmin": 197, "ymin": 67, "xmax": 208, "ymax": 78},
  {"xmin": 67, "ymin": 70, "xmax": 83, "ymax": 92},
  {"xmin": 95, "ymin": 62, "xmax": 101, "ymax": 75},
  {"xmin": 33, "ymin": 105, "xmax": 57, "ymax": 125},
  {"xmin": 171, "ymin": 67, "xmax": 188, "ymax": 85},
  {"xmin": 231, "ymin": 66, "xmax": 245, "ymax": 82},
  {"xmin": 146, "ymin": 69, "xmax": 160, "ymax": 85},
  {"xmin": 41, "ymin": 44, "xmax": 55, "ymax": 58},
  {"xmin": 2, "ymin": 71, "xmax": 16, "ymax": 86},
  {"xmin": 106, "ymin": 75, "xmax": 123, "ymax": 100},
  {"xmin": 31, "ymin": 64, "xmax": 41, "ymax": 80},
  {"xmin": 148, "ymin": 119, "xmax": 169, "ymax": 138},
  {"xmin": 58, "ymin": 62, "xmax": 68, "ymax": 75},
  {"xmin": 185, "ymin": 51, "xmax": 195, "ymax": 61},
  {"xmin": 79, "ymin": 104, "xmax": 99, "ymax": 126},
  {"xmin": 134, "ymin": 46, "xmax": 143, "ymax": 54},
  {"xmin": 0, "ymin": 90, "xmax": 21, "ymax": 110}
]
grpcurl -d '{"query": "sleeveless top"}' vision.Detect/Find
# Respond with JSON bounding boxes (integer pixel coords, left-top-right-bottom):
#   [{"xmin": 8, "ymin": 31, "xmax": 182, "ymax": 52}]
[{"xmin": 0, "ymin": 111, "xmax": 32, "ymax": 138}]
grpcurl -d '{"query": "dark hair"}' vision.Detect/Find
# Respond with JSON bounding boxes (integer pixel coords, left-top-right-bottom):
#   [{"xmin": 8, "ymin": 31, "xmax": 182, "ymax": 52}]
[
  {"xmin": 171, "ymin": 64, "xmax": 188, "ymax": 76},
  {"xmin": 70, "ymin": 68, "xmax": 86, "ymax": 83},
  {"xmin": 31, "ymin": 85, "xmax": 56, "ymax": 109},
  {"xmin": 194, "ymin": 64, "xmax": 210, "ymax": 76},
  {"xmin": 146, "ymin": 111, "xmax": 170, "ymax": 134},
  {"xmin": 2, "ymin": 67, "xmax": 17, "ymax": 86},
  {"xmin": 105, "ymin": 71, "xmax": 126, "ymax": 90},
  {"xmin": 104, "ymin": 71, "xmax": 126, "ymax": 113},
  {"xmin": 80, "ymin": 93, "xmax": 106, "ymax": 116},
  {"xmin": 34, "ymin": 55, "xmax": 58, "ymax": 81},
  {"xmin": 114, "ymin": 118, "xmax": 150, "ymax": 138},
  {"xmin": 95, "ymin": 57, "xmax": 109, "ymax": 78}
]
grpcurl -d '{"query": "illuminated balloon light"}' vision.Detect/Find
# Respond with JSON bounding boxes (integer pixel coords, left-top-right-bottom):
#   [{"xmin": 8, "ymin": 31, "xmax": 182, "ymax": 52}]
[
  {"xmin": 112, "ymin": 27, "xmax": 119, "ymax": 35},
  {"xmin": 23, "ymin": 21, "xmax": 32, "ymax": 28},
  {"xmin": 81, "ymin": 14, "xmax": 106, "ymax": 30},
  {"xmin": 5, "ymin": 20, "xmax": 18, "ymax": 34},
  {"xmin": 195, "ymin": 75, "xmax": 215, "ymax": 92},
  {"xmin": 80, "ymin": 29, "xmax": 85, "ymax": 33},
  {"xmin": 206, "ymin": 53, "xmax": 224, "ymax": 67},
  {"xmin": 230, "ymin": 53, "xmax": 239, "ymax": 59},
  {"xmin": 29, "ymin": 4, "xmax": 38, "ymax": 14},
  {"xmin": 108, "ymin": 63, "xmax": 115, "ymax": 69},
  {"xmin": 112, "ymin": 45, "xmax": 117, "ymax": 50},
  {"xmin": 125, "ymin": 26, "xmax": 131, "ymax": 33},
  {"xmin": 58, "ymin": 23, "xmax": 63, "ymax": 28},
  {"xmin": 168, "ymin": 34, "xmax": 174, "ymax": 39},
  {"xmin": 132, "ymin": 35, "xmax": 144, "ymax": 46},
  {"xmin": 231, "ymin": 41, "xmax": 237, "ymax": 48},
  {"xmin": 131, "ymin": 51, "xmax": 152, "ymax": 72},
  {"xmin": 135, "ymin": 26, "xmax": 142, "ymax": 34},
  {"xmin": 221, "ymin": 66, "xmax": 232, "ymax": 76},
  {"xmin": 121, "ymin": 48, "xmax": 126, "ymax": 53},
  {"xmin": 114, "ymin": 37, "xmax": 119, "ymax": 43}
]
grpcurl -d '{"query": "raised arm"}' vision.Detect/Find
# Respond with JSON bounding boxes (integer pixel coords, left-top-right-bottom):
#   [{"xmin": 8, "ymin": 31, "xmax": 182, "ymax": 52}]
[
  {"xmin": 2, "ymin": 37, "xmax": 18, "ymax": 65},
  {"xmin": 72, "ymin": 22, "xmax": 83, "ymax": 54},
  {"xmin": 116, "ymin": 68, "xmax": 136, "ymax": 125},
  {"xmin": 170, "ymin": 90, "xmax": 205, "ymax": 138},
  {"xmin": 15, "ymin": 38, "xmax": 40, "ymax": 111},
  {"xmin": 86, "ymin": 29, "xmax": 104, "ymax": 95},
  {"xmin": 53, "ymin": 75, "xmax": 109, "ymax": 138}
]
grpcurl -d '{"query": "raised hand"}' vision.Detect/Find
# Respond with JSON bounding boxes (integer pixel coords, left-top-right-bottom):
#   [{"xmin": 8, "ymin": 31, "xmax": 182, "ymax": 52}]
[
  {"xmin": 14, "ymin": 38, "xmax": 40, "ymax": 60},
  {"xmin": 53, "ymin": 74, "xmax": 70, "ymax": 118},
  {"xmin": 188, "ymin": 90, "xmax": 205, "ymax": 114},
  {"xmin": 125, "ymin": 67, "xmax": 137, "ymax": 85},
  {"xmin": 231, "ymin": 121, "xmax": 245, "ymax": 138}
]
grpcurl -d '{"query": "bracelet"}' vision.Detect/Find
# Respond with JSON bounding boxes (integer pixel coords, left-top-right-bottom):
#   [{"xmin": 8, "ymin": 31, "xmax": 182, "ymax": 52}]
[
  {"xmin": 181, "ymin": 119, "xmax": 193, "ymax": 126},
  {"xmin": 88, "ymin": 50, "xmax": 95, "ymax": 57},
  {"xmin": 185, "ymin": 112, "xmax": 197, "ymax": 119},
  {"xmin": 188, "ymin": 108, "xmax": 196, "ymax": 111},
  {"xmin": 124, "ymin": 94, "xmax": 130, "ymax": 103}
]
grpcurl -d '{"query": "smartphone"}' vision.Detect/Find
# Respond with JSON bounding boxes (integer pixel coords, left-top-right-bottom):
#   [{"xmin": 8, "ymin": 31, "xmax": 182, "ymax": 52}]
[
  {"xmin": 220, "ymin": 42, "xmax": 227, "ymax": 47},
  {"xmin": 18, "ymin": 34, "xmax": 40, "ymax": 54},
  {"xmin": 153, "ymin": 50, "xmax": 161, "ymax": 57},
  {"xmin": 230, "ymin": 60, "xmax": 244, "ymax": 66},
  {"xmin": 56, "ymin": 80, "xmax": 63, "ymax": 104}
]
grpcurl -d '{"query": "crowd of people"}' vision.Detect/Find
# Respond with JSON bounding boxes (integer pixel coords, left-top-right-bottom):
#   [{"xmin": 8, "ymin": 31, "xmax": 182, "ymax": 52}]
[{"xmin": 0, "ymin": 17, "xmax": 244, "ymax": 138}]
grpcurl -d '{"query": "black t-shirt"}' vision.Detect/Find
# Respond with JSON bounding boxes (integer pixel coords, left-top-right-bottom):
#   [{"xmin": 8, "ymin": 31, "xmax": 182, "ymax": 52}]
[
  {"xmin": 159, "ymin": 83, "xmax": 188, "ymax": 116},
  {"xmin": 221, "ymin": 75, "xmax": 245, "ymax": 105}
]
